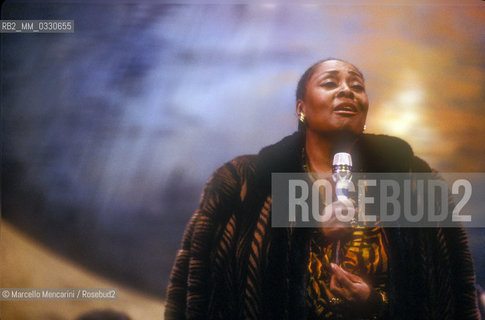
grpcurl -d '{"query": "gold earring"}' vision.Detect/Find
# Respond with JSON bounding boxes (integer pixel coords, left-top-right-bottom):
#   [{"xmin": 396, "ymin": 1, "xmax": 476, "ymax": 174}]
[
  {"xmin": 299, "ymin": 113, "xmax": 305, "ymax": 123},
  {"xmin": 363, "ymin": 124, "xmax": 367, "ymax": 131}
]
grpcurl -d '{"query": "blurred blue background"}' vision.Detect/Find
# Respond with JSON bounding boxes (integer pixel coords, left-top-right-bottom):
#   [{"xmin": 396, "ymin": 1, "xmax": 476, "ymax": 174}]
[{"xmin": 2, "ymin": 1, "xmax": 484, "ymax": 301}]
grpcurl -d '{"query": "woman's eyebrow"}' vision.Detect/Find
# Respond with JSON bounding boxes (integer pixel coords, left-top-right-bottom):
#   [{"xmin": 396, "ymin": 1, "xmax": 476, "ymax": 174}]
[
  {"xmin": 348, "ymin": 70, "xmax": 364, "ymax": 80},
  {"xmin": 316, "ymin": 70, "xmax": 338, "ymax": 81},
  {"xmin": 322, "ymin": 70, "xmax": 339, "ymax": 75}
]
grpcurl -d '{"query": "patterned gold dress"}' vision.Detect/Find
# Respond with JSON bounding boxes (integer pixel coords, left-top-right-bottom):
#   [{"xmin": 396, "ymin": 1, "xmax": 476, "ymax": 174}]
[{"xmin": 306, "ymin": 226, "xmax": 389, "ymax": 319}]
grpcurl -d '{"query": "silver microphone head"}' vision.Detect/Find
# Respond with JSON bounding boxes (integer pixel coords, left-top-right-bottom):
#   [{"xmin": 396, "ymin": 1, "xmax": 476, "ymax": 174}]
[
  {"xmin": 332, "ymin": 152, "xmax": 352, "ymax": 174},
  {"xmin": 333, "ymin": 152, "xmax": 353, "ymax": 201}
]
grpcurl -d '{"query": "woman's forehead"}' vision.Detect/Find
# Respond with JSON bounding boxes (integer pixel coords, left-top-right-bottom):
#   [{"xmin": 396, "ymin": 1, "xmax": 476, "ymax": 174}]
[{"xmin": 313, "ymin": 60, "xmax": 364, "ymax": 79}]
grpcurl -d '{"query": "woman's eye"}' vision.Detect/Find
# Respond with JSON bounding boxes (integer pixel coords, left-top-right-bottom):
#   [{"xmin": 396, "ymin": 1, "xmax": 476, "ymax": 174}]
[
  {"xmin": 351, "ymin": 85, "xmax": 364, "ymax": 91},
  {"xmin": 322, "ymin": 82, "xmax": 337, "ymax": 88}
]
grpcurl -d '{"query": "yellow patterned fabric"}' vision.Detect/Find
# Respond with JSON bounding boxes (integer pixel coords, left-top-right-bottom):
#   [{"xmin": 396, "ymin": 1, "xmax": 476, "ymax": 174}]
[{"xmin": 306, "ymin": 227, "xmax": 388, "ymax": 319}]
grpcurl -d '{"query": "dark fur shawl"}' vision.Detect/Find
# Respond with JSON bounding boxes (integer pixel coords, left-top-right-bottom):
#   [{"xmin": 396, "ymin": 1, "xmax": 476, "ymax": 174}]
[{"xmin": 165, "ymin": 132, "xmax": 479, "ymax": 320}]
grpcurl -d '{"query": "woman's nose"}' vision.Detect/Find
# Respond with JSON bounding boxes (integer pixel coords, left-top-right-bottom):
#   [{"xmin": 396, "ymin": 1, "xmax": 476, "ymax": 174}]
[{"xmin": 337, "ymin": 83, "xmax": 354, "ymax": 99}]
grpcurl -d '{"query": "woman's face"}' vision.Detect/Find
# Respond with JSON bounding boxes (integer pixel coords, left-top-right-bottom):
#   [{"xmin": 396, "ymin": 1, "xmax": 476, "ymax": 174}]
[{"xmin": 297, "ymin": 60, "xmax": 369, "ymax": 136}]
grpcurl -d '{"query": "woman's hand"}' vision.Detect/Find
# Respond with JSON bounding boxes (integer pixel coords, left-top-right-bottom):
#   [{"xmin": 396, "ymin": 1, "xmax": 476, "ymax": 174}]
[
  {"xmin": 320, "ymin": 198, "xmax": 356, "ymax": 241},
  {"xmin": 329, "ymin": 263, "xmax": 371, "ymax": 304}
]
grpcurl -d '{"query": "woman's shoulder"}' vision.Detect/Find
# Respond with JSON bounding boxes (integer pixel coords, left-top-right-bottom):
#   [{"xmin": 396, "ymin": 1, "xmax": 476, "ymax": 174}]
[
  {"xmin": 357, "ymin": 134, "xmax": 431, "ymax": 172},
  {"xmin": 218, "ymin": 154, "xmax": 259, "ymax": 177},
  {"xmin": 229, "ymin": 154, "xmax": 258, "ymax": 168},
  {"xmin": 359, "ymin": 134, "xmax": 413, "ymax": 155},
  {"xmin": 206, "ymin": 155, "xmax": 258, "ymax": 187}
]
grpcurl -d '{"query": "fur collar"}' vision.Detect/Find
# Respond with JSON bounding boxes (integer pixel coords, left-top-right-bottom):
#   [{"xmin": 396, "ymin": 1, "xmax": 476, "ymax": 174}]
[{"xmin": 254, "ymin": 131, "xmax": 418, "ymax": 192}]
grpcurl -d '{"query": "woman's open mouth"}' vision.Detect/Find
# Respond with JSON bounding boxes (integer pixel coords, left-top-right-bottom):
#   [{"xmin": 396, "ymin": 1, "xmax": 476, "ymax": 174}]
[{"xmin": 334, "ymin": 103, "xmax": 358, "ymax": 116}]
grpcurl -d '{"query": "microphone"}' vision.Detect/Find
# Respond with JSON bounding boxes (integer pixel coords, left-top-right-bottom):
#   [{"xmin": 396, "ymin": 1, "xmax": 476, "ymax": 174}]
[
  {"xmin": 332, "ymin": 152, "xmax": 354, "ymax": 265},
  {"xmin": 332, "ymin": 152, "xmax": 352, "ymax": 201}
]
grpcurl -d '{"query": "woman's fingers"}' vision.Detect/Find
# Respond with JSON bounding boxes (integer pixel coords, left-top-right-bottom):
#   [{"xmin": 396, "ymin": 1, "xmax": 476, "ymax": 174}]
[
  {"xmin": 320, "ymin": 198, "xmax": 357, "ymax": 239},
  {"xmin": 330, "ymin": 263, "xmax": 353, "ymax": 288},
  {"xmin": 321, "ymin": 199, "xmax": 357, "ymax": 227},
  {"xmin": 332, "ymin": 198, "xmax": 357, "ymax": 226},
  {"xmin": 329, "ymin": 264, "xmax": 371, "ymax": 303},
  {"xmin": 339, "ymin": 267, "xmax": 362, "ymax": 283},
  {"xmin": 329, "ymin": 270, "xmax": 347, "ymax": 298}
]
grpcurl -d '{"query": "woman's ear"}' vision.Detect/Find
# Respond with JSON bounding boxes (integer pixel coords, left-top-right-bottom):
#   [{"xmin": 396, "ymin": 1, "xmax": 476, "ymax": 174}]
[{"xmin": 296, "ymin": 99, "xmax": 304, "ymax": 115}]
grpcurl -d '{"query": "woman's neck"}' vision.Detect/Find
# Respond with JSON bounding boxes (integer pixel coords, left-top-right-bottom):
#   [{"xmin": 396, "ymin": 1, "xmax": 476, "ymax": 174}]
[{"xmin": 305, "ymin": 130, "xmax": 357, "ymax": 173}]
